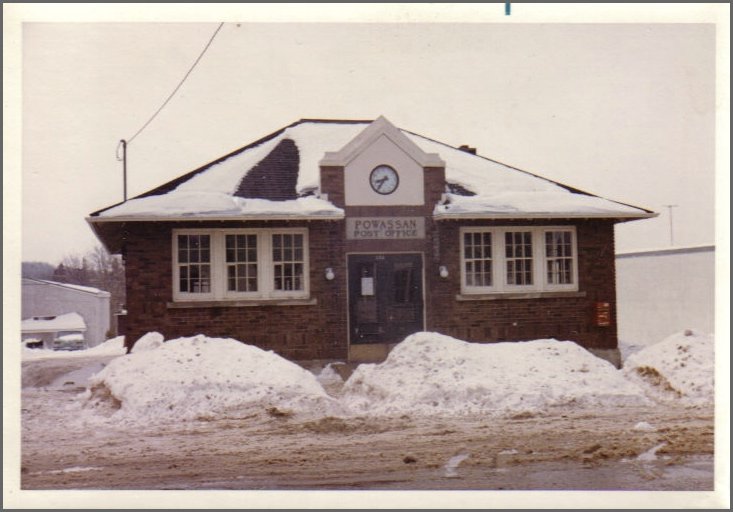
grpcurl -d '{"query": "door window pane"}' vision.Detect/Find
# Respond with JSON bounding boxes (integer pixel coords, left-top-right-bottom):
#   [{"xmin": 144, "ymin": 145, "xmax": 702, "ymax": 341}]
[{"xmin": 393, "ymin": 263, "xmax": 415, "ymax": 303}]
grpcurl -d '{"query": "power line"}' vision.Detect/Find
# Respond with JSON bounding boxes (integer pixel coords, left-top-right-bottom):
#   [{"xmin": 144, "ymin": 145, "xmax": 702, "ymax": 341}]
[{"xmin": 126, "ymin": 22, "xmax": 225, "ymax": 144}]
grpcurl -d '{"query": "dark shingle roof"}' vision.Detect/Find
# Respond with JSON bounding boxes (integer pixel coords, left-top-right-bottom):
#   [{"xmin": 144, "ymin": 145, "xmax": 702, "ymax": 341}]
[{"xmin": 234, "ymin": 138, "xmax": 299, "ymax": 201}]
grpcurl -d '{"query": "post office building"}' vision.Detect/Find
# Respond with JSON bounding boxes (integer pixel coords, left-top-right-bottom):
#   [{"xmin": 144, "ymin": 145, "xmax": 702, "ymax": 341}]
[{"xmin": 88, "ymin": 117, "xmax": 655, "ymax": 365}]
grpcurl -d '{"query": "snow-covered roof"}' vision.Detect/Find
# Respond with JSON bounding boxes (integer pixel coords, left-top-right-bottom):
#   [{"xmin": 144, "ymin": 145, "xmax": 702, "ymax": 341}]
[
  {"xmin": 90, "ymin": 118, "xmax": 653, "ymax": 222},
  {"xmin": 23, "ymin": 278, "xmax": 110, "ymax": 297},
  {"xmin": 21, "ymin": 312, "xmax": 87, "ymax": 333}
]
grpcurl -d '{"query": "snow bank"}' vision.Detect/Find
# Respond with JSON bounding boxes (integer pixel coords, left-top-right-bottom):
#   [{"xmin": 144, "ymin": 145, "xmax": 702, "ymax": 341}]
[
  {"xmin": 22, "ymin": 336, "xmax": 126, "ymax": 360},
  {"xmin": 84, "ymin": 335, "xmax": 341, "ymax": 423},
  {"xmin": 130, "ymin": 332, "xmax": 164, "ymax": 353},
  {"xmin": 341, "ymin": 332, "xmax": 649, "ymax": 417},
  {"xmin": 623, "ymin": 330, "xmax": 714, "ymax": 405}
]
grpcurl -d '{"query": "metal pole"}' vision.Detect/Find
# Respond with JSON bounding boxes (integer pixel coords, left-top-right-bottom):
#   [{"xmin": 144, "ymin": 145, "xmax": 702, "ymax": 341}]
[
  {"xmin": 121, "ymin": 139, "xmax": 128, "ymax": 202},
  {"xmin": 663, "ymin": 204, "xmax": 678, "ymax": 246}
]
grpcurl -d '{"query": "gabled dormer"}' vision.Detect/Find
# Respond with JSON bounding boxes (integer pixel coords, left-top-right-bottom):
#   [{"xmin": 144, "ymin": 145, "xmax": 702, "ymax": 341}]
[{"xmin": 319, "ymin": 116, "xmax": 446, "ymax": 208}]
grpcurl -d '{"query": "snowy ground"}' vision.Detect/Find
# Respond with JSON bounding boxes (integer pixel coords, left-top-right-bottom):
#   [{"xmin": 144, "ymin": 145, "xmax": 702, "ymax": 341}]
[{"xmin": 20, "ymin": 331, "xmax": 715, "ymax": 492}]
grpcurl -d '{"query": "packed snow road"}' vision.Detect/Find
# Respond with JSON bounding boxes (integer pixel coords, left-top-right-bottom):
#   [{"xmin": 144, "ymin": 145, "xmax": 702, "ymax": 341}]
[
  {"xmin": 20, "ymin": 334, "xmax": 714, "ymax": 491},
  {"xmin": 21, "ymin": 384, "xmax": 713, "ymax": 490}
]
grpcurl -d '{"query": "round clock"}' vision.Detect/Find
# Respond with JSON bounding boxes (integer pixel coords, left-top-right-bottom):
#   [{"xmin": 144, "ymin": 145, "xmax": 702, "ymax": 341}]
[{"xmin": 369, "ymin": 165, "xmax": 399, "ymax": 195}]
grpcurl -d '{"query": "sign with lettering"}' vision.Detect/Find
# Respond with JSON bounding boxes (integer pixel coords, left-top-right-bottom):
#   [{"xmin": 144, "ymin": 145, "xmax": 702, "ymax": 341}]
[{"xmin": 346, "ymin": 217, "xmax": 425, "ymax": 240}]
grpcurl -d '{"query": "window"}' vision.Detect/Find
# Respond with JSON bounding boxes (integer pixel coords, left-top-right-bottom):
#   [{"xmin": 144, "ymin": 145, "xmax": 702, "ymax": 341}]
[
  {"xmin": 177, "ymin": 234, "xmax": 211, "ymax": 293},
  {"xmin": 272, "ymin": 233, "xmax": 305, "ymax": 292},
  {"xmin": 505, "ymin": 231, "xmax": 533, "ymax": 286},
  {"xmin": 173, "ymin": 229, "xmax": 309, "ymax": 301},
  {"xmin": 226, "ymin": 234, "xmax": 258, "ymax": 292},
  {"xmin": 545, "ymin": 230, "xmax": 574, "ymax": 285},
  {"xmin": 460, "ymin": 226, "xmax": 578, "ymax": 294},
  {"xmin": 463, "ymin": 231, "xmax": 493, "ymax": 287}
]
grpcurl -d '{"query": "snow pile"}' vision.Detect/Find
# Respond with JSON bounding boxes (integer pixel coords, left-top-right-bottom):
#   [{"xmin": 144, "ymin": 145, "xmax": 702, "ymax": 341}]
[
  {"xmin": 21, "ymin": 336, "xmax": 126, "ymax": 360},
  {"xmin": 84, "ymin": 335, "xmax": 342, "ymax": 423},
  {"xmin": 316, "ymin": 363, "xmax": 344, "ymax": 387},
  {"xmin": 618, "ymin": 338, "xmax": 649, "ymax": 362},
  {"xmin": 341, "ymin": 332, "xmax": 649, "ymax": 417},
  {"xmin": 623, "ymin": 330, "xmax": 714, "ymax": 405},
  {"xmin": 315, "ymin": 363, "xmax": 345, "ymax": 396},
  {"xmin": 83, "ymin": 336, "xmax": 126, "ymax": 356},
  {"xmin": 130, "ymin": 332, "xmax": 164, "ymax": 353}
]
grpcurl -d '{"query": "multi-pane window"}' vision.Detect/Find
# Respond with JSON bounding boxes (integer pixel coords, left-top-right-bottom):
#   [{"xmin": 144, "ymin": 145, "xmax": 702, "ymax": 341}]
[
  {"xmin": 460, "ymin": 227, "xmax": 577, "ymax": 294},
  {"xmin": 226, "ymin": 234, "xmax": 258, "ymax": 292},
  {"xmin": 505, "ymin": 231, "xmax": 533, "ymax": 286},
  {"xmin": 463, "ymin": 231, "xmax": 493, "ymax": 287},
  {"xmin": 272, "ymin": 233, "xmax": 304, "ymax": 292},
  {"xmin": 545, "ymin": 230, "xmax": 574, "ymax": 285},
  {"xmin": 177, "ymin": 234, "xmax": 211, "ymax": 293},
  {"xmin": 174, "ymin": 229, "xmax": 308, "ymax": 301}
]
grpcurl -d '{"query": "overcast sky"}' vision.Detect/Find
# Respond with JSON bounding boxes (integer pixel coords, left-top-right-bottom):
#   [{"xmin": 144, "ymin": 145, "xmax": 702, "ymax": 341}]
[{"xmin": 10, "ymin": 8, "xmax": 724, "ymax": 265}]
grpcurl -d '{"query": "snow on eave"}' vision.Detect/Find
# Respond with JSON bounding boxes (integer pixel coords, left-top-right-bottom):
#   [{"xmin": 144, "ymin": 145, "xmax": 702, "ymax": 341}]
[
  {"xmin": 89, "ymin": 119, "xmax": 374, "ymax": 218},
  {"xmin": 89, "ymin": 118, "xmax": 655, "ymax": 223},
  {"xmin": 86, "ymin": 212, "xmax": 345, "ymax": 223},
  {"xmin": 403, "ymin": 129, "xmax": 656, "ymax": 216}
]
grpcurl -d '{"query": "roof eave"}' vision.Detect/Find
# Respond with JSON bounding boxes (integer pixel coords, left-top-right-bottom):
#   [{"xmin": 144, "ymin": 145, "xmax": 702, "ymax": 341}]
[
  {"xmin": 86, "ymin": 213, "xmax": 345, "ymax": 224},
  {"xmin": 433, "ymin": 212, "xmax": 659, "ymax": 221}
]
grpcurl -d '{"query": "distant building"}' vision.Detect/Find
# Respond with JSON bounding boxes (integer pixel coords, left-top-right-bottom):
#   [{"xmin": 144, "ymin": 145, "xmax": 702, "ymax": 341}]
[
  {"xmin": 615, "ymin": 245, "xmax": 715, "ymax": 344},
  {"xmin": 21, "ymin": 312, "xmax": 87, "ymax": 350},
  {"xmin": 21, "ymin": 278, "xmax": 111, "ymax": 347},
  {"xmin": 87, "ymin": 116, "xmax": 655, "ymax": 365}
]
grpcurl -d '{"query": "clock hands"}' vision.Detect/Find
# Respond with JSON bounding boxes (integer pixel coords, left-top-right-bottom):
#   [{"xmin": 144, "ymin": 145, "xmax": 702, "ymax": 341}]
[{"xmin": 374, "ymin": 175, "xmax": 389, "ymax": 190}]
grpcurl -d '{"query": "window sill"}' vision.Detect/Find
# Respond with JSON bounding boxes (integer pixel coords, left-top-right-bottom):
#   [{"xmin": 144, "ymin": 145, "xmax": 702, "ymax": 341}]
[
  {"xmin": 167, "ymin": 298, "xmax": 317, "ymax": 309},
  {"xmin": 456, "ymin": 291, "xmax": 586, "ymax": 301}
]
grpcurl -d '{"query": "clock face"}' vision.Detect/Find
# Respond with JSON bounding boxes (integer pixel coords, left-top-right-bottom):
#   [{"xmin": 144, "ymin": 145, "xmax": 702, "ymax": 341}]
[{"xmin": 369, "ymin": 165, "xmax": 399, "ymax": 195}]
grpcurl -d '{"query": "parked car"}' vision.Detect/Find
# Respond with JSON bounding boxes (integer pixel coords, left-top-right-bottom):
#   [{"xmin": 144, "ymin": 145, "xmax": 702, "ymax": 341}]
[
  {"xmin": 22, "ymin": 337, "xmax": 44, "ymax": 349},
  {"xmin": 52, "ymin": 331, "xmax": 86, "ymax": 351}
]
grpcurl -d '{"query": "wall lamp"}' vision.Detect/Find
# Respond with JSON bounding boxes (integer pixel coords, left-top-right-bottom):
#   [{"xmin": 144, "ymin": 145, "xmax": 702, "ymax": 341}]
[
  {"xmin": 325, "ymin": 267, "xmax": 335, "ymax": 281},
  {"xmin": 439, "ymin": 265, "xmax": 449, "ymax": 278}
]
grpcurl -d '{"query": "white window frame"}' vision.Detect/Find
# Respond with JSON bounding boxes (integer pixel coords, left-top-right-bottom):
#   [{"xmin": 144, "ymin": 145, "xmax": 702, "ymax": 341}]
[
  {"xmin": 172, "ymin": 228, "xmax": 310, "ymax": 302},
  {"xmin": 459, "ymin": 226, "xmax": 578, "ymax": 295},
  {"xmin": 173, "ymin": 230, "xmax": 216, "ymax": 301},
  {"xmin": 542, "ymin": 228, "xmax": 578, "ymax": 292}
]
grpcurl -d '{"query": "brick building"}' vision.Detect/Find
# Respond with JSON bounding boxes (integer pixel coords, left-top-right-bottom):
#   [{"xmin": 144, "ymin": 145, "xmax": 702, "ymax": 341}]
[{"xmin": 88, "ymin": 117, "xmax": 654, "ymax": 366}]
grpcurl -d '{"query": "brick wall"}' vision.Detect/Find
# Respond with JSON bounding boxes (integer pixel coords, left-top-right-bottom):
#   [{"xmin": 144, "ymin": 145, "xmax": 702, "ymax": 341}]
[
  {"xmin": 122, "ymin": 161, "xmax": 620, "ymax": 360},
  {"xmin": 426, "ymin": 219, "xmax": 619, "ymax": 349},
  {"xmin": 122, "ymin": 220, "xmax": 348, "ymax": 360}
]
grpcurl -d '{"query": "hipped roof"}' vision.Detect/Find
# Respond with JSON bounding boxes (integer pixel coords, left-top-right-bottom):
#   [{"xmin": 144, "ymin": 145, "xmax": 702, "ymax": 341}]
[{"xmin": 88, "ymin": 118, "xmax": 654, "ymax": 252}]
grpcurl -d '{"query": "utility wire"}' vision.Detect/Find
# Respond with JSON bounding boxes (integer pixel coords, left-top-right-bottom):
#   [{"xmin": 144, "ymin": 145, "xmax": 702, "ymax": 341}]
[{"xmin": 125, "ymin": 22, "xmax": 225, "ymax": 144}]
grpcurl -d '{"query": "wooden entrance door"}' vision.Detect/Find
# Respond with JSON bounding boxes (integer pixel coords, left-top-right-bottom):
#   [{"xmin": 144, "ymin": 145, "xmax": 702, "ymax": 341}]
[{"xmin": 348, "ymin": 253, "xmax": 424, "ymax": 345}]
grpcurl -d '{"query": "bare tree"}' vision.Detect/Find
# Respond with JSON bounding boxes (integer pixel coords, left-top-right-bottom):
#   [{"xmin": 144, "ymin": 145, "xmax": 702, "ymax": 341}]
[{"xmin": 52, "ymin": 245, "xmax": 126, "ymax": 315}]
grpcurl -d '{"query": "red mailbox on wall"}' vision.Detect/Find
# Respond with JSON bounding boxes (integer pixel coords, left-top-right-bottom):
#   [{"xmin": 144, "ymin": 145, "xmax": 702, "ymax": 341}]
[{"xmin": 595, "ymin": 302, "xmax": 612, "ymax": 327}]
